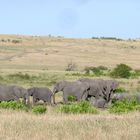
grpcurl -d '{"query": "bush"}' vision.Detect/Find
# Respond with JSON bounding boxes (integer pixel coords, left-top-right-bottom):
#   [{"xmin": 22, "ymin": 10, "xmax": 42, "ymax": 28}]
[
  {"xmin": 0, "ymin": 101, "xmax": 28, "ymax": 111},
  {"xmin": 114, "ymin": 87, "xmax": 126, "ymax": 93},
  {"xmin": 68, "ymin": 96, "xmax": 77, "ymax": 102},
  {"xmin": 109, "ymin": 98, "xmax": 140, "ymax": 113},
  {"xmin": 110, "ymin": 64, "xmax": 132, "ymax": 78},
  {"xmin": 32, "ymin": 105, "xmax": 47, "ymax": 114},
  {"xmin": 84, "ymin": 66, "xmax": 105, "ymax": 76},
  {"xmin": 65, "ymin": 61, "xmax": 77, "ymax": 71},
  {"xmin": 58, "ymin": 101, "xmax": 98, "ymax": 114}
]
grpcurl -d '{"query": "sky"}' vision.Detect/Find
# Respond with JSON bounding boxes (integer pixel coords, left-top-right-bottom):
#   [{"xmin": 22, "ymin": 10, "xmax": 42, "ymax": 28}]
[{"xmin": 0, "ymin": 0, "xmax": 140, "ymax": 39}]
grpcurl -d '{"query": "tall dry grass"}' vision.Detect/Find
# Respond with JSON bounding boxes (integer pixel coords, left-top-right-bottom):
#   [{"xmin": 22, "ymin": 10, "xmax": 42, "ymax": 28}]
[{"xmin": 0, "ymin": 109, "xmax": 139, "ymax": 140}]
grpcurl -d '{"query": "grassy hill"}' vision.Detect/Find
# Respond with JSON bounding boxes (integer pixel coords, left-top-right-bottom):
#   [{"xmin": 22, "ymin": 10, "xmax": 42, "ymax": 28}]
[{"xmin": 0, "ymin": 34, "xmax": 140, "ymax": 71}]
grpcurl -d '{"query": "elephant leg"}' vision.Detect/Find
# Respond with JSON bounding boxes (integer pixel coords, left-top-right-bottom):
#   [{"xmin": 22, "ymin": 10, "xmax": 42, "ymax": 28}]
[
  {"xmin": 14, "ymin": 97, "xmax": 20, "ymax": 103},
  {"xmin": 81, "ymin": 92, "xmax": 88, "ymax": 101},
  {"xmin": 63, "ymin": 94, "xmax": 68, "ymax": 104},
  {"xmin": 33, "ymin": 97, "xmax": 37, "ymax": 105}
]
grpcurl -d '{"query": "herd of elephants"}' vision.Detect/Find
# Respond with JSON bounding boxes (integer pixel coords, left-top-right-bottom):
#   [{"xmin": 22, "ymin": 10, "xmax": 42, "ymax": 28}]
[{"xmin": 0, "ymin": 78, "xmax": 140, "ymax": 108}]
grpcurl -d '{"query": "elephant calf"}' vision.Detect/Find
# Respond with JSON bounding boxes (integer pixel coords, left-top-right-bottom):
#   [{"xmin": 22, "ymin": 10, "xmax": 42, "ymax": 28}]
[
  {"xmin": 112, "ymin": 93, "xmax": 140, "ymax": 103},
  {"xmin": 92, "ymin": 98, "xmax": 108, "ymax": 108},
  {"xmin": 28, "ymin": 87, "xmax": 53, "ymax": 105}
]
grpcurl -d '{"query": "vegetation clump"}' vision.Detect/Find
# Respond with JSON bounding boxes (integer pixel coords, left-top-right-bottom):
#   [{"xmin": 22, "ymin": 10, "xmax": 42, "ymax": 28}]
[
  {"xmin": 109, "ymin": 98, "xmax": 140, "ymax": 113},
  {"xmin": 0, "ymin": 101, "xmax": 28, "ymax": 111},
  {"xmin": 58, "ymin": 101, "xmax": 98, "ymax": 114},
  {"xmin": 110, "ymin": 63, "xmax": 132, "ymax": 78},
  {"xmin": 32, "ymin": 105, "xmax": 47, "ymax": 114}
]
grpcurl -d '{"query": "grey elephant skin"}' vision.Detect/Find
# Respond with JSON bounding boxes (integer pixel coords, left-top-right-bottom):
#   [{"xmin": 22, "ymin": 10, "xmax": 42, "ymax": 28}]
[
  {"xmin": 92, "ymin": 98, "xmax": 108, "ymax": 108},
  {"xmin": 0, "ymin": 85, "xmax": 29, "ymax": 104},
  {"xmin": 78, "ymin": 78, "xmax": 107, "ymax": 99},
  {"xmin": 112, "ymin": 93, "xmax": 140, "ymax": 103},
  {"xmin": 104, "ymin": 80, "xmax": 119, "ymax": 102},
  {"xmin": 53, "ymin": 80, "xmax": 90, "ymax": 104},
  {"xmin": 28, "ymin": 87, "xmax": 53, "ymax": 105}
]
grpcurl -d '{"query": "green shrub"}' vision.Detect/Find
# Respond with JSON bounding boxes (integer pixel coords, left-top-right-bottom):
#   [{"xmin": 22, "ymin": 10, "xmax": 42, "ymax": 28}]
[
  {"xmin": 114, "ymin": 87, "xmax": 126, "ymax": 93},
  {"xmin": 110, "ymin": 64, "xmax": 132, "ymax": 78},
  {"xmin": 84, "ymin": 66, "xmax": 104, "ymax": 76},
  {"xmin": 68, "ymin": 96, "xmax": 77, "ymax": 102},
  {"xmin": 32, "ymin": 105, "xmax": 47, "ymax": 114},
  {"xmin": 0, "ymin": 101, "xmax": 28, "ymax": 111},
  {"xmin": 58, "ymin": 101, "xmax": 98, "ymax": 114},
  {"xmin": 109, "ymin": 98, "xmax": 140, "ymax": 113}
]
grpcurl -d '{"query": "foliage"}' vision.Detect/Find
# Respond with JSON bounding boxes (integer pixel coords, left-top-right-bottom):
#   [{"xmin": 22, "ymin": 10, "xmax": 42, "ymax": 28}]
[
  {"xmin": 110, "ymin": 64, "xmax": 132, "ymax": 78},
  {"xmin": 0, "ymin": 101, "xmax": 28, "ymax": 111},
  {"xmin": 84, "ymin": 66, "xmax": 107, "ymax": 76},
  {"xmin": 58, "ymin": 101, "xmax": 98, "ymax": 114},
  {"xmin": 68, "ymin": 96, "xmax": 77, "ymax": 102},
  {"xmin": 109, "ymin": 98, "xmax": 140, "ymax": 113},
  {"xmin": 32, "ymin": 105, "xmax": 47, "ymax": 114},
  {"xmin": 114, "ymin": 87, "xmax": 126, "ymax": 93}
]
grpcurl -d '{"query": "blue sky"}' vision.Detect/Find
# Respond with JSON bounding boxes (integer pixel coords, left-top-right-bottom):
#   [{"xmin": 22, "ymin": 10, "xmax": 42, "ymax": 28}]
[{"xmin": 0, "ymin": 0, "xmax": 140, "ymax": 38}]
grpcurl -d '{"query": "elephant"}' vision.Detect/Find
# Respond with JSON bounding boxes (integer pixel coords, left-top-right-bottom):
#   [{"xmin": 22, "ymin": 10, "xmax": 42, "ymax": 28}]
[
  {"xmin": 78, "ymin": 78, "xmax": 106, "ymax": 99},
  {"xmin": 53, "ymin": 80, "xmax": 90, "ymax": 104},
  {"xmin": 92, "ymin": 98, "xmax": 108, "ymax": 108},
  {"xmin": 0, "ymin": 85, "xmax": 29, "ymax": 104},
  {"xmin": 111, "ymin": 93, "xmax": 133, "ymax": 102},
  {"xmin": 103, "ymin": 80, "xmax": 119, "ymax": 102},
  {"xmin": 28, "ymin": 87, "xmax": 53, "ymax": 105},
  {"xmin": 112, "ymin": 93, "xmax": 140, "ymax": 103}
]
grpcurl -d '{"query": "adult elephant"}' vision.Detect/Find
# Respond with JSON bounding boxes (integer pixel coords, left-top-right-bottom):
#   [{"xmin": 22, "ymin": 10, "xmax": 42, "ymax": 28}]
[
  {"xmin": 53, "ymin": 80, "xmax": 90, "ymax": 104},
  {"xmin": 28, "ymin": 87, "xmax": 53, "ymax": 105},
  {"xmin": 104, "ymin": 80, "xmax": 119, "ymax": 102},
  {"xmin": 0, "ymin": 85, "xmax": 29, "ymax": 104},
  {"xmin": 78, "ymin": 78, "xmax": 106, "ymax": 99}
]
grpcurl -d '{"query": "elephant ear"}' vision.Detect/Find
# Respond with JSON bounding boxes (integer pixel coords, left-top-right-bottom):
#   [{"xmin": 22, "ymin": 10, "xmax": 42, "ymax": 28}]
[
  {"xmin": 28, "ymin": 88, "xmax": 35, "ymax": 96},
  {"xmin": 13, "ymin": 86, "xmax": 21, "ymax": 96},
  {"xmin": 58, "ymin": 81, "xmax": 67, "ymax": 91}
]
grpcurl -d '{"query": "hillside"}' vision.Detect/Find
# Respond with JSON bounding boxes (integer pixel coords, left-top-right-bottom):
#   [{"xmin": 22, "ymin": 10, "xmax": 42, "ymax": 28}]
[{"xmin": 0, "ymin": 34, "xmax": 140, "ymax": 71}]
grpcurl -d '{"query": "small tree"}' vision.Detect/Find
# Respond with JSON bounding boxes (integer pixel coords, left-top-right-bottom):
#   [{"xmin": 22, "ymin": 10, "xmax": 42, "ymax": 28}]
[{"xmin": 110, "ymin": 64, "xmax": 132, "ymax": 78}]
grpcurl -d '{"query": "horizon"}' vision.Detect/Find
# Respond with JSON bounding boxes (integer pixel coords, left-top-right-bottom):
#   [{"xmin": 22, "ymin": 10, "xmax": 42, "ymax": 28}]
[{"xmin": 0, "ymin": 0, "xmax": 140, "ymax": 39}]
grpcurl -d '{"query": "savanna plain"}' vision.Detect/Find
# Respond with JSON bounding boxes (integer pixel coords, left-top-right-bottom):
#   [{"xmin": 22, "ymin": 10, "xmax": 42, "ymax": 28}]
[{"xmin": 0, "ymin": 35, "xmax": 140, "ymax": 140}]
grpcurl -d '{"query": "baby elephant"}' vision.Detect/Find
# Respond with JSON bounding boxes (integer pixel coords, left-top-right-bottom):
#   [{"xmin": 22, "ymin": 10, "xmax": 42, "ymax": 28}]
[
  {"xmin": 92, "ymin": 98, "xmax": 108, "ymax": 108},
  {"xmin": 28, "ymin": 87, "xmax": 53, "ymax": 105}
]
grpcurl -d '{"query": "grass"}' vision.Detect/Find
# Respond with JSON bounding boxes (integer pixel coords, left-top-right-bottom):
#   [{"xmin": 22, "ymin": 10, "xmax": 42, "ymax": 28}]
[
  {"xmin": 0, "ymin": 110, "xmax": 139, "ymax": 140},
  {"xmin": 0, "ymin": 101, "xmax": 28, "ymax": 111},
  {"xmin": 0, "ymin": 34, "xmax": 140, "ymax": 139},
  {"xmin": 109, "ymin": 98, "xmax": 140, "ymax": 113},
  {"xmin": 0, "ymin": 34, "xmax": 140, "ymax": 70},
  {"xmin": 32, "ymin": 105, "xmax": 47, "ymax": 114},
  {"xmin": 58, "ymin": 101, "xmax": 99, "ymax": 114}
]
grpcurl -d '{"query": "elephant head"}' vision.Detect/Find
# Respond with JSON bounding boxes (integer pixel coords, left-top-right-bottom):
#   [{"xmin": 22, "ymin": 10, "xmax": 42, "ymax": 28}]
[
  {"xmin": 104, "ymin": 80, "xmax": 119, "ymax": 102},
  {"xmin": 28, "ymin": 87, "xmax": 35, "ymax": 96},
  {"xmin": 13, "ymin": 86, "xmax": 30, "ymax": 105},
  {"xmin": 53, "ymin": 81, "xmax": 68, "ymax": 104}
]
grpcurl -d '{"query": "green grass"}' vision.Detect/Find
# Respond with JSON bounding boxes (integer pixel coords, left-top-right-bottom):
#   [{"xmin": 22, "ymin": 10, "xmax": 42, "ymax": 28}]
[
  {"xmin": 32, "ymin": 105, "xmax": 47, "ymax": 114},
  {"xmin": 0, "ymin": 72, "xmax": 65, "ymax": 87},
  {"xmin": 0, "ymin": 101, "xmax": 28, "ymax": 111},
  {"xmin": 58, "ymin": 101, "xmax": 98, "ymax": 114},
  {"xmin": 109, "ymin": 98, "xmax": 140, "ymax": 114}
]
